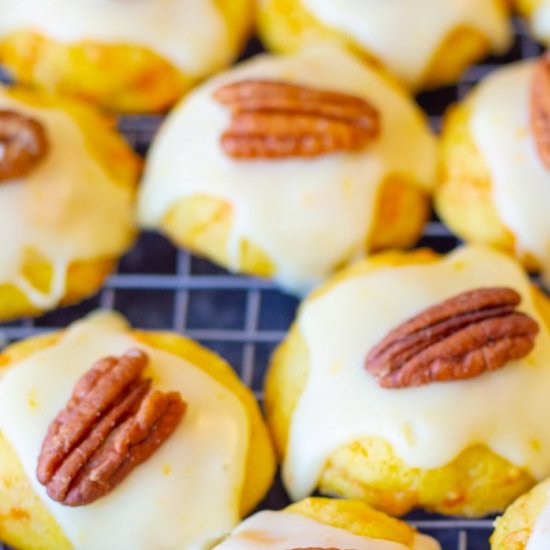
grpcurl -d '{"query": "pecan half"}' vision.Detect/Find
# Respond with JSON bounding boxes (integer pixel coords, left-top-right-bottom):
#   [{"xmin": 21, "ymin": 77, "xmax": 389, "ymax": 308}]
[
  {"xmin": 365, "ymin": 288, "xmax": 539, "ymax": 389},
  {"xmin": 213, "ymin": 80, "xmax": 380, "ymax": 159},
  {"xmin": 0, "ymin": 110, "xmax": 49, "ymax": 182},
  {"xmin": 531, "ymin": 53, "xmax": 550, "ymax": 171},
  {"xmin": 37, "ymin": 349, "xmax": 186, "ymax": 506}
]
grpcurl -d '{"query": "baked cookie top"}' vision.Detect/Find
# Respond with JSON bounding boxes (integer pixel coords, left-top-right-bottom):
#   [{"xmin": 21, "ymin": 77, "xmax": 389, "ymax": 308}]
[
  {"xmin": 0, "ymin": 87, "xmax": 138, "ymax": 310},
  {"xmin": 282, "ymin": 246, "xmax": 550, "ymax": 500},
  {"xmin": 138, "ymin": 46, "xmax": 436, "ymax": 294},
  {"xmin": 0, "ymin": 311, "xmax": 252, "ymax": 550}
]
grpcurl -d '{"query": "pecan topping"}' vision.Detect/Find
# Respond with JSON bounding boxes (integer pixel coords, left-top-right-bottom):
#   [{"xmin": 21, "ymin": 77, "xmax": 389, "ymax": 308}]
[
  {"xmin": 0, "ymin": 110, "xmax": 49, "ymax": 182},
  {"xmin": 213, "ymin": 80, "xmax": 380, "ymax": 159},
  {"xmin": 531, "ymin": 53, "xmax": 550, "ymax": 171},
  {"xmin": 365, "ymin": 288, "xmax": 539, "ymax": 389},
  {"xmin": 37, "ymin": 349, "xmax": 186, "ymax": 506}
]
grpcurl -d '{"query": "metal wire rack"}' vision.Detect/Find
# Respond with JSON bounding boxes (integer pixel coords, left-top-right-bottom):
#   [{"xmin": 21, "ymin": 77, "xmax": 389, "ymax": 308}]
[{"xmin": 0, "ymin": 16, "xmax": 546, "ymax": 550}]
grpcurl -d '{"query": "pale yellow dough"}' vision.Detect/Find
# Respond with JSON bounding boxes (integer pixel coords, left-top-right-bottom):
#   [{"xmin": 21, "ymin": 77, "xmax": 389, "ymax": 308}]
[
  {"xmin": 436, "ymin": 102, "xmax": 519, "ymax": 261},
  {"xmin": 0, "ymin": 0, "xmax": 253, "ymax": 112},
  {"xmin": 286, "ymin": 498, "xmax": 418, "ymax": 546},
  {"xmin": 266, "ymin": 248, "xmax": 550, "ymax": 517},
  {"xmin": 0, "ymin": 323, "xmax": 275, "ymax": 550}
]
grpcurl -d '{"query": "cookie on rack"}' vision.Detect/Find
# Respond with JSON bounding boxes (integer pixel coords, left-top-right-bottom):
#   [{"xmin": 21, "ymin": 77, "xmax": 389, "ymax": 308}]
[
  {"xmin": 0, "ymin": 85, "xmax": 140, "ymax": 322},
  {"xmin": 0, "ymin": 0, "xmax": 253, "ymax": 113},
  {"xmin": 0, "ymin": 311, "xmax": 275, "ymax": 550},
  {"xmin": 517, "ymin": 0, "xmax": 550, "ymax": 46},
  {"xmin": 257, "ymin": 0, "xmax": 512, "ymax": 91},
  {"xmin": 138, "ymin": 45, "xmax": 437, "ymax": 295},
  {"xmin": 492, "ymin": 477, "xmax": 550, "ymax": 549},
  {"xmin": 266, "ymin": 245, "xmax": 550, "ymax": 517},
  {"xmin": 214, "ymin": 497, "xmax": 440, "ymax": 549},
  {"xmin": 436, "ymin": 54, "xmax": 550, "ymax": 286}
]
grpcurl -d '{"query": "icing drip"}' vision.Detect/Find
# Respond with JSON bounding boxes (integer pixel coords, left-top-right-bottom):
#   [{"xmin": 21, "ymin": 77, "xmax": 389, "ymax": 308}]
[
  {"xmin": 0, "ymin": 312, "xmax": 250, "ymax": 550},
  {"xmin": 13, "ymin": 259, "xmax": 69, "ymax": 310},
  {"xmin": 300, "ymin": 0, "xmax": 511, "ymax": 88},
  {"xmin": 138, "ymin": 46, "xmax": 436, "ymax": 295},
  {"xmin": 284, "ymin": 246, "xmax": 550, "ymax": 499}
]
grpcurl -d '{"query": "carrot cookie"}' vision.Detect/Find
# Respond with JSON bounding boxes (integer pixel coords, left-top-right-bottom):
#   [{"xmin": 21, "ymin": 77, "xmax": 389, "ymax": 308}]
[
  {"xmin": 0, "ymin": 311, "xmax": 275, "ymax": 550},
  {"xmin": 266, "ymin": 245, "xmax": 550, "ymax": 517},
  {"xmin": 0, "ymin": 86, "xmax": 140, "ymax": 322},
  {"xmin": 138, "ymin": 46, "xmax": 437, "ymax": 295},
  {"xmin": 215, "ymin": 497, "xmax": 440, "ymax": 550},
  {"xmin": 257, "ymin": 0, "xmax": 512, "ymax": 91},
  {"xmin": 0, "ymin": 0, "xmax": 253, "ymax": 112},
  {"xmin": 437, "ymin": 55, "xmax": 550, "ymax": 286}
]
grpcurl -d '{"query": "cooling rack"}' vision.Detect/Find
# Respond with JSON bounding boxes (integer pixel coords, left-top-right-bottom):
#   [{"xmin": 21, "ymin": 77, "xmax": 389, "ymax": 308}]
[{"xmin": 0, "ymin": 16, "xmax": 545, "ymax": 550}]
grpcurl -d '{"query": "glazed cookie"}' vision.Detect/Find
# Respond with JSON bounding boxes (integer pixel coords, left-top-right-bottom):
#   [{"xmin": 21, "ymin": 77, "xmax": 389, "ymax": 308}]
[
  {"xmin": 138, "ymin": 46, "xmax": 437, "ymax": 295},
  {"xmin": 436, "ymin": 55, "xmax": 550, "ymax": 285},
  {"xmin": 257, "ymin": 0, "xmax": 512, "ymax": 91},
  {"xmin": 0, "ymin": 0, "xmax": 253, "ymax": 112},
  {"xmin": 0, "ymin": 311, "xmax": 275, "ymax": 550},
  {"xmin": 214, "ymin": 497, "xmax": 440, "ymax": 549},
  {"xmin": 0, "ymin": 86, "xmax": 140, "ymax": 322},
  {"xmin": 492, "ymin": 478, "xmax": 550, "ymax": 549},
  {"xmin": 517, "ymin": 0, "xmax": 550, "ymax": 46},
  {"xmin": 266, "ymin": 245, "xmax": 550, "ymax": 517}
]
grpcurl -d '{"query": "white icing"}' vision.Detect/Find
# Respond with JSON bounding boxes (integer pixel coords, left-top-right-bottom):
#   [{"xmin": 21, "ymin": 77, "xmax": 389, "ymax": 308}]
[
  {"xmin": 526, "ymin": 484, "xmax": 550, "ymax": 550},
  {"xmin": 214, "ymin": 510, "xmax": 440, "ymax": 550},
  {"xmin": 299, "ymin": 0, "xmax": 511, "ymax": 89},
  {"xmin": 12, "ymin": 257, "xmax": 69, "ymax": 310},
  {"xmin": 468, "ymin": 60, "xmax": 550, "ymax": 287},
  {"xmin": 529, "ymin": 1, "xmax": 550, "ymax": 45},
  {"xmin": 0, "ymin": 0, "xmax": 232, "ymax": 76},
  {"xmin": 0, "ymin": 312, "xmax": 250, "ymax": 550},
  {"xmin": 0, "ymin": 89, "xmax": 135, "ymax": 309},
  {"xmin": 138, "ymin": 46, "xmax": 437, "ymax": 295},
  {"xmin": 284, "ymin": 246, "xmax": 550, "ymax": 500}
]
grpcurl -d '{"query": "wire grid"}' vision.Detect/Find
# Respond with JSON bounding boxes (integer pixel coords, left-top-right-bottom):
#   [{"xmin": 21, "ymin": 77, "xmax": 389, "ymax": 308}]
[{"xmin": 0, "ymin": 16, "xmax": 546, "ymax": 550}]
